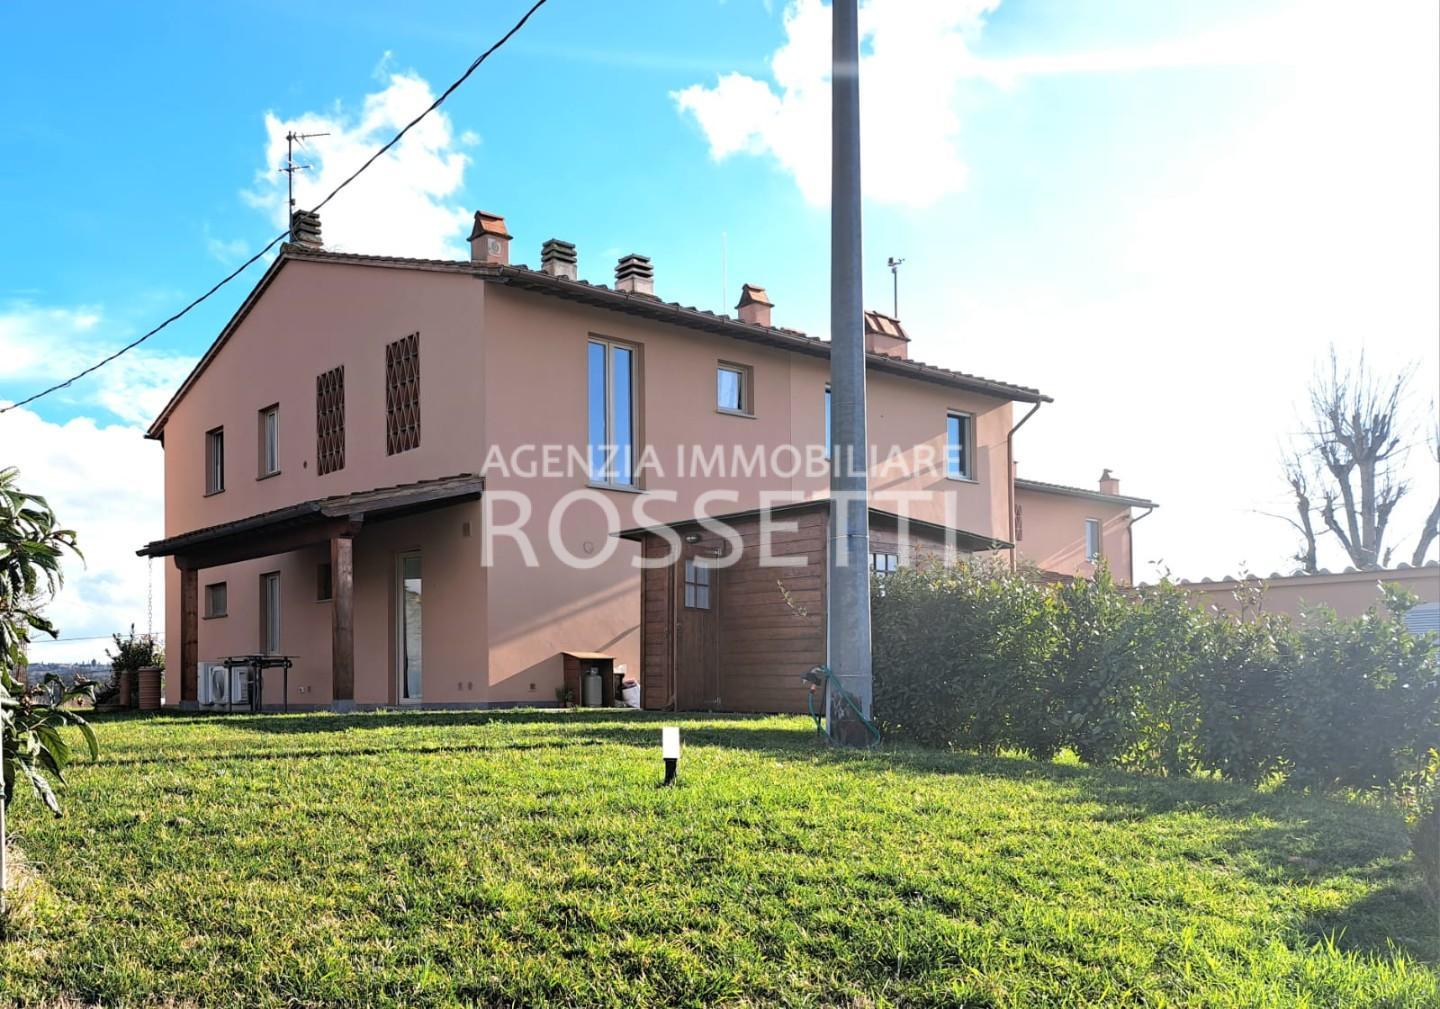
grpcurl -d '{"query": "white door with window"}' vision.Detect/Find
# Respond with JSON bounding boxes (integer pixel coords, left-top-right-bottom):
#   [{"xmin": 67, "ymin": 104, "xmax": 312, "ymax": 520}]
[{"xmin": 396, "ymin": 552, "xmax": 423, "ymax": 702}]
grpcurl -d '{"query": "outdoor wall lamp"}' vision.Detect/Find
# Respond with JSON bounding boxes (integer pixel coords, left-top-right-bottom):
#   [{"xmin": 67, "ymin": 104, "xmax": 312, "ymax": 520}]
[
  {"xmin": 683, "ymin": 533, "xmax": 702, "ymax": 544},
  {"xmin": 661, "ymin": 726, "xmax": 680, "ymax": 785}
]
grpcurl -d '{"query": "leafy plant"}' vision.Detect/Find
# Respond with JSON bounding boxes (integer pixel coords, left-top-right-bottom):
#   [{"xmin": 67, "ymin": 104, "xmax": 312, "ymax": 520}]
[
  {"xmin": 0, "ymin": 466, "xmax": 97, "ymax": 814},
  {"xmin": 101, "ymin": 625, "xmax": 163, "ymax": 706},
  {"xmin": 872, "ymin": 556, "xmax": 1440, "ymax": 797}
]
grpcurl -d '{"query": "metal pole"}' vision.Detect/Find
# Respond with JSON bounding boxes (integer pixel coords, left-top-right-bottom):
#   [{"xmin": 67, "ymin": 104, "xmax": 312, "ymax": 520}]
[{"xmin": 827, "ymin": 0, "xmax": 873, "ymax": 725}]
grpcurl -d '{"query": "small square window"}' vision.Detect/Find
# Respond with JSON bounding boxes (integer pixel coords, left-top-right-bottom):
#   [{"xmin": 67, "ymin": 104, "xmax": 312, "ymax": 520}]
[
  {"xmin": 316, "ymin": 563, "xmax": 333, "ymax": 602},
  {"xmin": 717, "ymin": 363, "xmax": 752, "ymax": 415},
  {"xmin": 204, "ymin": 582, "xmax": 228, "ymax": 618},
  {"xmin": 683, "ymin": 558, "xmax": 712, "ymax": 610},
  {"xmin": 870, "ymin": 552, "xmax": 899, "ymax": 575},
  {"xmin": 205, "ymin": 427, "xmax": 225, "ymax": 495}
]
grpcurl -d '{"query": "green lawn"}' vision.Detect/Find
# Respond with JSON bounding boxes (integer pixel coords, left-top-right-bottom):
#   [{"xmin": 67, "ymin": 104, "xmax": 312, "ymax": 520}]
[{"xmin": 1, "ymin": 710, "xmax": 1435, "ymax": 1008}]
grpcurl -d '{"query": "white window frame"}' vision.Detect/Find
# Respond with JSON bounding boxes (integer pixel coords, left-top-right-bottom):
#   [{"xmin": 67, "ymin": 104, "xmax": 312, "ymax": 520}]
[
  {"xmin": 946, "ymin": 412, "xmax": 974, "ymax": 481},
  {"xmin": 259, "ymin": 404, "xmax": 279, "ymax": 478},
  {"xmin": 716, "ymin": 362, "xmax": 753, "ymax": 417},
  {"xmin": 587, "ymin": 337, "xmax": 638, "ymax": 488},
  {"xmin": 1085, "ymin": 518, "xmax": 1103, "ymax": 563}
]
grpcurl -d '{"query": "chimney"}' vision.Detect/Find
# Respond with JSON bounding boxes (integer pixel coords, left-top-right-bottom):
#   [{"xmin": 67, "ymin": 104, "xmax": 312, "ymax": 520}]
[
  {"xmin": 1099, "ymin": 469, "xmax": 1120, "ymax": 496},
  {"xmin": 468, "ymin": 210, "xmax": 511, "ymax": 265},
  {"xmin": 735, "ymin": 284, "xmax": 773, "ymax": 327},
  {"xmin": 540, "ymin": 239, "xmax": 577, "ymax": 280},
  {"xmin": 614, "ymin": 254, "xmax": 654, "ymax": 296},
  {"xmin": 863, "ymin": 310, "xmax": 910, "ymax": 359},
  {"xmin": 290, "ymin": 209, "xmax": 322, "ymax": 249}
]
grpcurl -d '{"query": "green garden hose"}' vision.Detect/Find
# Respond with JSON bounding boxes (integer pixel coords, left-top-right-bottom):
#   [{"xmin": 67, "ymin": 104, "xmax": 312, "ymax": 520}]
[{"xmin": 803, "ymin": 665, "xmax": 882, "ymax": 748}]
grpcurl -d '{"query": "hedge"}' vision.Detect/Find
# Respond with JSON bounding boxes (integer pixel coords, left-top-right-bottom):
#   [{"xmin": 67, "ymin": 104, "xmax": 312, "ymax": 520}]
[{"xmin": 872, "ymin": 560, "xmax": 1440, "ymax": 794}]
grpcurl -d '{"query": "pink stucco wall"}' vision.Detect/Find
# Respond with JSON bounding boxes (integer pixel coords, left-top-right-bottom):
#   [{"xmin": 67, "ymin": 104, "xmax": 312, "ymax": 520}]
[
  {"xmin": 159, "ymin": 255, "xmax": 1019, "ymax": 707},
  {"xmin": 1183, "ymin": 565, "xmax": 1440, "ymax": 621},
  {"xmin": 1014, "ymin": 487, "xmax": 1137, "ymax": 584}
]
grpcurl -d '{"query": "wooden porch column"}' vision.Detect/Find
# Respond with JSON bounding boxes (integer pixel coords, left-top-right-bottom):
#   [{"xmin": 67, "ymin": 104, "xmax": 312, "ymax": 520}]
[
  {"xmin": 331, "ymin": 534, "xmax": 355, "ymax": 707},
  {"xmin": 179, "ymin": 563, "xmax": 199, "ymax": 705}
]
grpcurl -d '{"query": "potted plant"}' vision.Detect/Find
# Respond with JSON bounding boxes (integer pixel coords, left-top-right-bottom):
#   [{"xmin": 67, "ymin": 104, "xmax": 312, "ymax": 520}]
[{"xmin": 106, "ymin": 626, "xmax": 163, "ymax": 710}]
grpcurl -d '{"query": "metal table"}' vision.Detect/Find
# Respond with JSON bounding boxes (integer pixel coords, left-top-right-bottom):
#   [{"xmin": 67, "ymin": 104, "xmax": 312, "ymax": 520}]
[{"xmin": 220, "ymin": 654, "xmax": 295, "ymax": 713}]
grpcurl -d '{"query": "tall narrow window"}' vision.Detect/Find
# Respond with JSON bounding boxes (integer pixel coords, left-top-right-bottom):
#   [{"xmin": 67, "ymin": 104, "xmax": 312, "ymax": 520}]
[
  {"xmin": 587, "ymin": 338, "xmax": 636, "ymax": 486},
  {"xmin": 316, "ymin": 563, "xmax": 333, "ymax": 602},
  {"xmin": 946, "ymin": 413, "xmax": 972, "ymax": 480},
  {"xmin": 717, "ymin": 363, "xmax": 751, "ymax": 415},
  {"xmin": 398, "ymin": 553, "xmax": 423, "ymax": 701},
  {"xmin": 1085, "ymin": 518, "xmax": 1103, "ymax": 563},
  {"xmin": 385, "ymin": 333, "xmax": 421, "ymax": 455},
  {"xmin": 205, "ymin": 427, "xmax": 225, "ymax": 494},
  {"xmin": 260, "ymin": 572, "xmax": 281, "ymax": 654},
  {"xmin": 683, "ymin": 558, "xmax": 711, "ymax": 609},
  {"xmin": 258, "ymin": 405, "xmax": 279, "ymax": 477},
  {"xmin": 316, "ymin": 365, "xmax": 345, "ymax": 475}
]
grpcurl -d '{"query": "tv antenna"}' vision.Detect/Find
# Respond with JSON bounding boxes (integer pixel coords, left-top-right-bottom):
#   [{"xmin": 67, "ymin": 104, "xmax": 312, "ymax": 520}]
[
  {"xmin": 280, "ymin": 130, "xmax": 330, "ymax": 232},
  {"xmin": 886, "ymin": 256, "xmax": 905, "ymax": 318}
]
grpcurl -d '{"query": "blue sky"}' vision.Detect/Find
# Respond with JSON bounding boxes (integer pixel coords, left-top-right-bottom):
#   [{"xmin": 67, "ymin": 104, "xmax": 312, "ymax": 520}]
[{"xmin": 3, "ymin": 0, "xmax": 1437, "ymax": 659}]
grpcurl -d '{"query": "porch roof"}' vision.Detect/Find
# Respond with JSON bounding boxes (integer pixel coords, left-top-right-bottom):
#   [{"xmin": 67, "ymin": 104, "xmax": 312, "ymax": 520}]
[
  {"xmin": 137, "ymin": 473, "xmax": 483, "ymax": 568},
  {"xmin": 615, "ymin": 499, "xmax": 1010, "ymax": 552}
]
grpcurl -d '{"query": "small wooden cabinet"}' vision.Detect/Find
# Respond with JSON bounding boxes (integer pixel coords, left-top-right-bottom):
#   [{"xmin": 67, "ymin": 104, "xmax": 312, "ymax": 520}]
[{"xmin": 561, "ymin": 651, "xmax": 615, "ymax": 707}]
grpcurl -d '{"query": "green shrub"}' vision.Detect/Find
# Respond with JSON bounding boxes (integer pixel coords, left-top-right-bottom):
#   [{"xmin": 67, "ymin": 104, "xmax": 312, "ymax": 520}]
[
  {"xmin": 872, "ymin": 557, "xmax": 1058, "ymax": 754},
  {"xmin": 1279, "ymin": 588, "xmax": 1440, "ymax": 793},
  {"xmin": 872, "ymin": 559, "xmax": 1440, "ymax": 797}
]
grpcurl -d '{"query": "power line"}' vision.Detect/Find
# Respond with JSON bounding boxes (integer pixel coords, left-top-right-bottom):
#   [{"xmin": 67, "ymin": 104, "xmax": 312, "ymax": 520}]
[{"xmin": 0, "ymin": 0, "xmax": 550, "ymax": 417}]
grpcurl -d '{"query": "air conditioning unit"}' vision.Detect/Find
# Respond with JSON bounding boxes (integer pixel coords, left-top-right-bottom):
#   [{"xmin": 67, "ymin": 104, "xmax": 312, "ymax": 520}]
[{"xmin": 198, "ymin": 663, "xmax": 249, "ymax": 707}]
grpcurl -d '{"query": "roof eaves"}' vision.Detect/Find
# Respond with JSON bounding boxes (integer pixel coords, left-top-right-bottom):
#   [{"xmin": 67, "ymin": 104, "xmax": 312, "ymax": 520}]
[{"xmin": 1015, "ymin": 478, "xmax": 1157, "ymax": 510}]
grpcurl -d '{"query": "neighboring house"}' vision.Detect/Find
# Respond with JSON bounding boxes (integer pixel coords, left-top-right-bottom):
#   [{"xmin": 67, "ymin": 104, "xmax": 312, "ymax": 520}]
[
  {"xmin": 1013, "ymin": 471, "xmax": 1157, "ymax": 585},
  {"xmin": 140, "ymin": 210, "xmax": 1057, "ymax": 713},
  {"xmin": 1181, "ymin": 563, "xmax": 1440, "ymax": 622}
]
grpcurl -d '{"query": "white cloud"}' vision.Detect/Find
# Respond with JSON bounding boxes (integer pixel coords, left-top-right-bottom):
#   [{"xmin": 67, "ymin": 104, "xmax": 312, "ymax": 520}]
[
  {"xmin": 674, "ymin": 0, "xmax": 997, "ymax": 207},
  {"xmin": 0, "ymin": 303, "xmax": 195, "ymax": 426},
  {"xmin": 1, "ymin": 405, "xmax": 164, "ymax": 664},
  {"xmin": 1, "ymin": 303, "xmax": 184, "ymax": 661},
  {"xmin": 246, "ymin": 70, "xmax": 473, "ymax": 259}
]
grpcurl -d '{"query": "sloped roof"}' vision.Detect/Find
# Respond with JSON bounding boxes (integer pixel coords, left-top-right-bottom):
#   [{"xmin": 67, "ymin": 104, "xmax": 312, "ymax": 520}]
[
  {"xmin": 1015, "ymin": 477, "xmax": 1157, "ymax": 510},
  {"xmin": 147, "ymin": 246, "xmax": 1050, "ymax": 438},
  {"xmin": 137, "ymin": 474, "xmax": 483, "ymax": 559}
]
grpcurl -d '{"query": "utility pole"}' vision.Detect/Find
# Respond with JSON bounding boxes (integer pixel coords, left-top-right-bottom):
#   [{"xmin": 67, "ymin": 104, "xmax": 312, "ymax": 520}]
[
  {"xmin": 280, "ymin": 131, "xmax": 329, "ymax": 235},
  {"xmin": 887, "ymin": 257, "xmax": 905, "ymax": 318},
  {"xmin": 827, "ymin": 0, "xmax": 873, "ymax": 729}
]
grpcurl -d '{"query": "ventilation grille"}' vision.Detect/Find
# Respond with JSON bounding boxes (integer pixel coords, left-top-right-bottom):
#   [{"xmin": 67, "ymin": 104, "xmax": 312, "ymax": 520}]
[
  {"xmin": 385, "ymin": 333, "xmax": 421, "ymax": 455},
  {"xmin": 316, "ymin": 365, "xmax": 346, "ymax": 475}
]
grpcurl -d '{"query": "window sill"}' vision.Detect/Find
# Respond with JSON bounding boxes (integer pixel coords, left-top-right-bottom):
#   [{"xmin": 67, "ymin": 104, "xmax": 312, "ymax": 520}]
[
  {"xmin": 203, "ymin": 488, "xmax": 225, "ymax": 498},
  {"xmin": 257, "ymin": 470, "xmax": 282, "ymax": 482},
  {"xmin": 587, "ymin": 481, "xmax": 645, "ymax": 495},
  {"xmin": 716, "ymin": 408, "xmax": 755, "ymax": 419},
  {"xmin": 202, "ymin": 613, "xmax": 227, "ymax": 621},
  {"xmin": 945, "ymin": 475, "xmax": 978, "ymax": 485}
]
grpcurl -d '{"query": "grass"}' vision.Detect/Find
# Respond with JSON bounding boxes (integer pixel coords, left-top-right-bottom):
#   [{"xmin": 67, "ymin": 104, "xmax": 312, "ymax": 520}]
[{"xmin": 1, "ymin": 709, "xmax": 1436, "ymax": 1008}]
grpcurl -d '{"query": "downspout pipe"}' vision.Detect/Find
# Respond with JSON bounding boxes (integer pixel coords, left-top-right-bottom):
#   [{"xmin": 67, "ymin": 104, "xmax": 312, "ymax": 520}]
[
  {"xmin": 1006, "ymin": 402, "xmax": 1044, "ymax": 571},
  {"xmin": 1126, "ymin": 504, "xmax": 1157, "ymax": 585}
]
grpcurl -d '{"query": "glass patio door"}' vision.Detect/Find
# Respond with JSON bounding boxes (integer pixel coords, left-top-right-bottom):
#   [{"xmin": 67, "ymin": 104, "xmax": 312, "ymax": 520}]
[{"xmin": 396, "ymin": 552, "xmax": 423, "ymax": 702}]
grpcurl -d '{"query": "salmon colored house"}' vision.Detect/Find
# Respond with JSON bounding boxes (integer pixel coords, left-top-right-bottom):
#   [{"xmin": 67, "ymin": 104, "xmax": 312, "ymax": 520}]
[
  {"xmin": 1013, "ymin": 470, "xmax": 1157, "ymax": 585},
  {"xmin": 139, "ymin": 209, "xmax": 1143, "ymax": 713}
]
